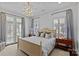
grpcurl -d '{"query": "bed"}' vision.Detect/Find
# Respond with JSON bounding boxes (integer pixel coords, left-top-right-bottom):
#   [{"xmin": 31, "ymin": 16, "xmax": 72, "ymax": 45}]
[{"xmin": 17, "ymin": 28, "xmax": 56, "ymax": 56}]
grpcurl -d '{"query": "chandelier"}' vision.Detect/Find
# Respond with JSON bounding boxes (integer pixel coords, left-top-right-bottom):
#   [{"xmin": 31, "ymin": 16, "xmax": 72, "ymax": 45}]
[{"xmin": 25, "ymin": 2, "xmax": 32, "ymax": 16}]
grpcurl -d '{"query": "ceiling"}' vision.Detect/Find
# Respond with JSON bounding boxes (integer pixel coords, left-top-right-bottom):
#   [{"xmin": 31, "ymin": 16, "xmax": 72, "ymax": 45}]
[{"xmin": 0, "ymin": 2, "xmax": 77, "ymax": 18}]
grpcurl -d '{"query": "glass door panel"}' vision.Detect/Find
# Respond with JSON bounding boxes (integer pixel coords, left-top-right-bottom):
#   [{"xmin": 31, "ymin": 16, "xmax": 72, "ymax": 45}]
[
  {"xmin": 6, "ymin": 22, "xmax": 15, "ymax": 45},
  {"xmin": 16, "ymin": 18, "xmax": 22, "ymax": 42}
]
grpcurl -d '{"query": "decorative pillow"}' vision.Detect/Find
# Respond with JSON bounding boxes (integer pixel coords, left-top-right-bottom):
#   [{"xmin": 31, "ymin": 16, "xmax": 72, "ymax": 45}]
[
  {"xmin": 45, "ymin": 33, "xmax": 51, "ymax": 39},
  {"xmin": 40, "ymin": 32, "xmax": 45, "ymax": 37},
  {"xmin": 35, "ymin": 32, "xmax": 39, "ymax": 37},
  {"xmin": 51, "ymin": 32, "xmax": 55, "ymax": 38}
]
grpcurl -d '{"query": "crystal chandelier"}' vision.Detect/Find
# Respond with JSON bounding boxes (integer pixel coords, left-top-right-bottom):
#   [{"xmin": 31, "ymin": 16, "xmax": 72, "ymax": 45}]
[{"xmin": 25, "ymin": 2, "xmax": 32, "ymax": 16}]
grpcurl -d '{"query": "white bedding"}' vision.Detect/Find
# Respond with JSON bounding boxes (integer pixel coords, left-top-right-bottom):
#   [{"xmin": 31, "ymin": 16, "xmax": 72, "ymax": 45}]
[{"xmin": 20, "ymin": 36, "xmax": 55, "ymax": 56}]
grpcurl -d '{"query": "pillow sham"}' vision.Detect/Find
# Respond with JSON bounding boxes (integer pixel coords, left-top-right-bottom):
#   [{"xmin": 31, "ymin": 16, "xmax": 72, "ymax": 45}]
[
  {"xmin": 40, "ymin": 32, "xmax": 45, "ymax": 37},
  {"xmin": 45, "ymin": 33, "xmax": 51, "ymax": 39},
  {"xmin": 35, "ymin": 32, "xmax": 39, "ymax": 37},
  {"xmin": 51, "ymin": 32, "xmax": 56, "ymax": 38}
]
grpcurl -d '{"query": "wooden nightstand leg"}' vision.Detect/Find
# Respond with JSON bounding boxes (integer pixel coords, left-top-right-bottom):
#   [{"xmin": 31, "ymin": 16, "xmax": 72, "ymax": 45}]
[
  {"xmin": 69, "ymin": 51, "xmax": 78, "ymax": 56},
  {"xmin": 70, "ymin": 51, "xmax": 73, "ymax": 56}
]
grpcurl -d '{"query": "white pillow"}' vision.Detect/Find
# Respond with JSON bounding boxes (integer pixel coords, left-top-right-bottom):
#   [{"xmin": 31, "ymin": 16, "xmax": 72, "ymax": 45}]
[
  {"xmin": 35, "ymin": 32, "xmax": 39, "ymax": 37},
  {"xmin": 45, "ymin": 33, "xmax": 51, "ymax": 39},
  {"xmin": 40, "ymin": 32, "xmax": 44, "ymax": 37},
  {"xmin": 51, "ymin": 33, "xmax": 55, "ymax": 38}
]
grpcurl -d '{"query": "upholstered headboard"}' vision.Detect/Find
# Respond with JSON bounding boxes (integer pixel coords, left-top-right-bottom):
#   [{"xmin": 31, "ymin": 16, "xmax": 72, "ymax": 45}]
[
  {"xmin": 38, "ymin": 28, "xmax": 56, "ymax": 38},
  {"xmin": 39, "ymin": 28, "xmax": 56, "ymax": 33}
]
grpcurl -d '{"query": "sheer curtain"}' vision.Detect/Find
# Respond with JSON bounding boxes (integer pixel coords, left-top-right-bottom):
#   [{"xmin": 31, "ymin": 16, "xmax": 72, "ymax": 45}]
[
  {"xmin": 21, "ymin": 18, "xmax": 25, "ymax": 37},
  {"xmin": 0, "ymin": 12, "xmax": 6, "ymax": 51},
  {"xmin": 66, "ymin": 9, "xmax": 74, "ymax": 40},
  {"xmin": 66, "ymin": 9, "xmax": 76, "ymax": 51}
]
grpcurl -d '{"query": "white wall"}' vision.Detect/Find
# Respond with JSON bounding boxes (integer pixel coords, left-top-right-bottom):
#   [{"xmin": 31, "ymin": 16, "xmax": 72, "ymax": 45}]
[
  {"xmin": 77, "ymin": 3, "xmax": 79, "ymax": 55},
  {"xmin": 24, "ymin": 17, "xmax": 32, "ymax": 36},
  {"xmin": 72, "ymin": 5, "xmax": 78, "ymax": 53},
  {"xmin": 38, "ymin": 14, "xmax": 53, "ymax": 30},
  {"xmin": 25, "ymin": 17, "xmax": 29, "ymax": 36}
]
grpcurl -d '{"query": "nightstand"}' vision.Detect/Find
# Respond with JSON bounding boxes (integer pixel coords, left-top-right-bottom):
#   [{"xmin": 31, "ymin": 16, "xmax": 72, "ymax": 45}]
[{"xmin": 55, "ymin": 38, "xmax": 77, "ymax": 56}]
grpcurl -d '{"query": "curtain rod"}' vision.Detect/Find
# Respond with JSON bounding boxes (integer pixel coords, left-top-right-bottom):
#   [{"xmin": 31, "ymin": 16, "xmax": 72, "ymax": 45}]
[
  {"xmin": 34, "ymin": 9, "xmax": 67, "ymax": 19},
  {"xmin": 0, "ymin": 11, "xmax": 24, "ymax": 18},
  {"xmin": 51, "ymin": 9, "xmax": 71, "ymax": 15}
]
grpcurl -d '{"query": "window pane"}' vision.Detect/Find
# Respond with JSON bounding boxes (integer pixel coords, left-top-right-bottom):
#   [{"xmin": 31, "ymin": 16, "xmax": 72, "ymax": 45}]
[
  {"xmin": 16, "ymin": 20, "xmax": 22, "ymax": 37},
  {"xmin": 59, "ymin": 18, "xmax": 67, "ymax": 39},
  {"xmin": 16, "ymin": 18, "xmax": 22, "ymax": 23},
  {"xmin": 16, "ymin": 18, "xmax": 22, "ymax": 42},
  {"xmin": 6, "ymin": 22, "xmax": 15, "ymax": 44},
  {"xmin": 53, "ymin": 17, "xmax": 67, "ymax": 39},
  {"xmin": 6, "ymin": 15, "xmax": 14, "ymax": 22},
  {"xmin": 60, "ymin": 18, "xmax": 65, "ymax": 24}
]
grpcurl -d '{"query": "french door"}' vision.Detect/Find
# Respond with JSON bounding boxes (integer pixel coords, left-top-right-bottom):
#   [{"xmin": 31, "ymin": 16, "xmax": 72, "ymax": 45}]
[{"xmin": 6, "ymin": 15, "xmax": 22, "ymax": 45}]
